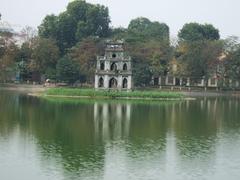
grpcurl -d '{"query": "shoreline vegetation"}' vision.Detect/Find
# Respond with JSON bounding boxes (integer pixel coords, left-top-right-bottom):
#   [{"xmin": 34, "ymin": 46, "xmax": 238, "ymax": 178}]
[
  {"xmin": 1, "ymin": 84, "xmax": 240, "ymax": 100},
  {"xmin": 42, "ymin": 88, "xmax": 185, "ymax": 101}
]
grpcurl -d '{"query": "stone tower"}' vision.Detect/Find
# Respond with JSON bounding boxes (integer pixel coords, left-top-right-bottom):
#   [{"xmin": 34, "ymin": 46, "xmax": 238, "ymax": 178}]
[{"xmin": 95, "ymin": 40, "xmax": 132, "ymax": 91}]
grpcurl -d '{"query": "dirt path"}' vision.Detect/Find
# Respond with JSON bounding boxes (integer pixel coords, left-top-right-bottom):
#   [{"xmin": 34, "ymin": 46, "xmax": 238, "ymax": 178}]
[{"xmin": 0, "ymin": 83, "xmax": 47, "ymax": 94}]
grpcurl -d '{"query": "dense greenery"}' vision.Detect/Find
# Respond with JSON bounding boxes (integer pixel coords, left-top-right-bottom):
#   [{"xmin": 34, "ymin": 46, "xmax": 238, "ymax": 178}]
[
  {"xmin": 45, "ymin": 88, "xmax": 183, "ymax": 99},
  {"xmin": 127, "ymin": 17, "xmax": 169, "ymax": 43},
  {"xmin": 56, "ymin": 56, "xmax": 79, "ymax": 84},
  {"xmin": 38, "ymin": 0, "xmax": 110, "ymax": 53},
  {"xmin": 0, "ymin": 0, "xmax": 240, "ymax": 88},
  {"xmin": 174, "ymin": 40, "xmax": 223, "ymax": 80},
  {"xmin": 178, "ymin": 23, "xmax": 220, "ymax": 42},
  {"xmin": 225, "ymin": 47, "xmax": 240, "ymax": 79}
]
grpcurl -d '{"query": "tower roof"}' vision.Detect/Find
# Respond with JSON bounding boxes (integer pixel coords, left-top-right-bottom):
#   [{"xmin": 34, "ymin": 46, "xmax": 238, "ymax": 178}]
[
  {"xmin": 105, "ymin": 39, "xmax": 124, "ymax": 52},
  {"xmin": 106, "ymin": 39, "xmax": 124, "ymax": 45}
]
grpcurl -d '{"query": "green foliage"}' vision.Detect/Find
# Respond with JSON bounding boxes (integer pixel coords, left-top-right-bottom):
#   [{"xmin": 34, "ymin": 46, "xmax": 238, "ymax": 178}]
[
  {"xmin": 0, "ymin": 41, "xmax": 19, "ymax": 81},
  {"xmin": 56, "ymin": 56, "xmax": 79, "ymax": 84},
  {"xmin": 38, "ymin": 0, "xmax": 110, "ymax": 53},
  {"xmin": 1, "ymin": 0, "xmax": 240, "ymax": 89},
  {"xmin": 126, "ymin": 40, "xmax": 172, "ymax": 86},
  {"xmin": 14, "ymin": 43, "xmax": 32, "ymax": 81},
  {"xmin": 178, "ymin": 23, "xmax": 220, "ymax": 42},
  {"xmin": 45, "ymin": 88, "xmax": 183, "ymax": 99},
  {"xmin": 16, "ymin": 60, "xmax": 30, "ymax": 81},
  {"xmin": 45, "ymin": 67, "xmax": 57, "ymax": 80},
  {"xmin": 17, "ymin": 42, "xmax": 33, "ymax": 62},
  {"xmin": 133, "ymin": 62, "xmax": 152, "ymax": 87},
  {"xmin": 176, "ymin": 40, "xmax": 223, "ymax": 79},
  {"xmin": 30, "ymin": 38, "xmax": 60, "ymax": 74},
  {"xmin": 127, "ymin": 17, "xmax": 169, "ymax": 43},
  {"xmin": 176, "ymin": 23, "xmax": 222, "ymax": 84},
  {"xmin": 68, "ymin": 37, "xmax": 105, "ymax": 83},
  {"xmin": 38, "ymin": 15, "xmax": 58, "ymax": 39},
  {"xmin": 123, "ymin": 18, "xmax": 171, "ymax": 87},
  {"xmin": 109, "ymin": 27, "xmax": 128, "ymax": 40},
  {"xmin": 225, "ymin": 46, "xmax": 240, "ymax": 79}
]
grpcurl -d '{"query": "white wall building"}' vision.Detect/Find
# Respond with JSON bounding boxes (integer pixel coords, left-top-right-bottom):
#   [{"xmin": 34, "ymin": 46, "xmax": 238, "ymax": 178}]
[{"xmin": 95, "ymin": 40, "xmax": 133, "ymax": 91}]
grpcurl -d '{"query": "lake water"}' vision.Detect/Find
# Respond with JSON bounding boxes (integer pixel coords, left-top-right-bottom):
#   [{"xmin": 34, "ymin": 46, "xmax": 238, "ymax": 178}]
[{"xmin": 0, "ymin": 90, "xmax": 240, "ymax": 180}]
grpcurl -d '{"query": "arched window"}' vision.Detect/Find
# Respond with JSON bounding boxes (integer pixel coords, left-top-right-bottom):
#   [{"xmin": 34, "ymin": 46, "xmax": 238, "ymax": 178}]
[
  {"xmin": 109, "ymin": 78, "xmax": 118, "ymax": 88},
  {"xmin": 110, "ymin": 63, "xmax": 117, "ymax": 71},
  {"xmin": 123, "ymin": 63, "xmax": 127, "ymax": 71},
  {"xmin": 122, "ymin": 78, "xmax": 128, "ymax": 89},
  {"xmin": 100, "ymin": 62, "xmax": 105, "ymax": 70},
  {"xmin": 99, "ymin": 77, "xmax": 104, "ymax": 88}
]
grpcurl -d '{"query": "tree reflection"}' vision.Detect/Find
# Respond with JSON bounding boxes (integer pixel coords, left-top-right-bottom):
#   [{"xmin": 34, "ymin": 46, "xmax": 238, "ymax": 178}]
[{"xmin": 1, "ymin": 91, "xmax": 240, "ymax": 179}]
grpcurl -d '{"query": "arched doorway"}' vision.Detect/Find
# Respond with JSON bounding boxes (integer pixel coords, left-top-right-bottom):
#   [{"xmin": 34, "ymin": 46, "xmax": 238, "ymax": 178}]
[
  {"xmin": 109, "ymin": 78, "xmax": 118, "ymax": 88},
  {"xmin": 175, "ymin": 78, "xmax": 180, "ymax": 86},
  {"xmin": 110, "ymin": 63, "xmax": 117, "ymax": 71},
  {"xmin": 123, "ymin": 63, "xmax": 127, "ymax": 71},
  {"xmin": 154, "ymin": 77, "xmax": 159, "ymax": 86},
  {"xmin": 100, "ymin": 62, "xmax": 105, "ymax": 70},
  {"xmin": 122, "ymin": 78, "xmax": 128, "ymax": 89},
  {"xmin": 99, "ymin": 77, "xmax": 104, "ymax": 88}
]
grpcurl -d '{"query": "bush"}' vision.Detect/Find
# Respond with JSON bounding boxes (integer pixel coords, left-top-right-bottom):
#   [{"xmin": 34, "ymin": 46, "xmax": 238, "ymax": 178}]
[{"xmin": 56, "ymin": 56, "xmax": 79, "ymax": 84}]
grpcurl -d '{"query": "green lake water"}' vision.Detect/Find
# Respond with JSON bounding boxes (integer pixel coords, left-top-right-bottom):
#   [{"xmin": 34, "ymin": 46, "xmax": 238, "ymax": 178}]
[{"xmin": 0, "ymin": 90, "xmax": 240, "ymax": 180}]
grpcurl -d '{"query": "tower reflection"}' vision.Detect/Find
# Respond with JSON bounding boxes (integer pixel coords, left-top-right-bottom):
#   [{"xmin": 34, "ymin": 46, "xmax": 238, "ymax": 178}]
[{"xmin": 94, "ymin": 103, "xmax": 131, "ymax": 141}]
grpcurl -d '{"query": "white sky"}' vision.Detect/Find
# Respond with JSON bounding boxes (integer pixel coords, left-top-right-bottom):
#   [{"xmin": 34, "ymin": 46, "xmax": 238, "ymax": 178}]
[{"xmin": 1, "ymin": 0, "xmax": 240, "ymax": 38}]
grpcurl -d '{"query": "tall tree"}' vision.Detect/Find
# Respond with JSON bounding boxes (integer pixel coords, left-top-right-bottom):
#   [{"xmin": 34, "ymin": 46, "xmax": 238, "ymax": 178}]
[
  {"xmin": 68, "ymin": 37, "xmax": 104, "ymax": 83},
  {"xmin": 38, "ymin": 0, "xmax": 110, "ymax": 53},
  {"xmin": 38, "ymin": 15, "xmax": 58, "ymax": 39},
  {"xmin": 126, "ymin": 40, "xmax": 171, "ymax": 87},
  {"xmin": 0, "ymin": 42, "xmax": 19, "ymax": 81},
  {"xmin": 176, "ymin": 40, "xmax": 223, "ymax": 81},
  {"xmin": 29, "ymin": 38, "xmax": 60, "ymax": 75},
  {"xmin": 127, "ymin": 17, "xmax": 169, "ymax": 43},
  {"xmin": 224, "ymin": 37, "xmax": 240, "ymax": 80},
  {"xmin": 178, "ymin": 23, "xmax": 220, "ymax": 42}
]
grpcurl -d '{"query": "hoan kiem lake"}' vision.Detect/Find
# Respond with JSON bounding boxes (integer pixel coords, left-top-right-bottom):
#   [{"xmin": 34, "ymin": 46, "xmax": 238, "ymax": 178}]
[{"xmin": 0, "ymin": 90, "xmax": 240, "ymax": 180}]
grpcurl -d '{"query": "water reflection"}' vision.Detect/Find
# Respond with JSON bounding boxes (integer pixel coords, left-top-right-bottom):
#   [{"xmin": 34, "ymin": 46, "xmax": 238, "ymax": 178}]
[
  {"xmin": 1, "ymin": 91, "xmax": 240, "ymax": 180},
  {"xmin": 94, "ymin": 103, "xmax": 131, "ymax": 141}
]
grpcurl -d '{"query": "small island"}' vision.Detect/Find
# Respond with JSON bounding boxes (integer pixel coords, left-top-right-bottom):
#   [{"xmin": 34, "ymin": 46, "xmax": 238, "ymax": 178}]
[
  {"xmin": 37, "ymin": 40, "xmax": 183, "ymax": 101},
  {"xmin": 43, "ymin": 88, "xmax": 183, "ymax": 100}
]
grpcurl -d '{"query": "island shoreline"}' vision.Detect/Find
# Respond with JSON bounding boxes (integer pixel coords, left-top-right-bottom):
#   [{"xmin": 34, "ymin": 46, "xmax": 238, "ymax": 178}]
[{"xmin": 1, "ymin": 83, "xmax": 240, "ymax": 99}]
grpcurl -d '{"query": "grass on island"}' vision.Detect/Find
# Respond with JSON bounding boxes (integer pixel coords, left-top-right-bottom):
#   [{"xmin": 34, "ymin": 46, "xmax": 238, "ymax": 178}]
[
  {"xmin": 41, "ymin": 96, "xmax": 182, "ymax": 106},
  {"xmin": 44, "ymin": 88, "xmax": 183, "ymax": 99}
]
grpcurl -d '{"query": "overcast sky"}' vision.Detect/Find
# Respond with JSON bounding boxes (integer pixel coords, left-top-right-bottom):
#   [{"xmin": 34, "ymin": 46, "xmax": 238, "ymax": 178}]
[{"xmin": 1, "ymin": 0, "xmax": 240, "ymax": 38}]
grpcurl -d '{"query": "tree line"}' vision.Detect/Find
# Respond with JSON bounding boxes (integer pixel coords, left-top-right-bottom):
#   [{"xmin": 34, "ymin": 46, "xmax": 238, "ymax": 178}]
[{"xmin": 0, "ymin": 0, "xmax": 240, "ymax": 87}]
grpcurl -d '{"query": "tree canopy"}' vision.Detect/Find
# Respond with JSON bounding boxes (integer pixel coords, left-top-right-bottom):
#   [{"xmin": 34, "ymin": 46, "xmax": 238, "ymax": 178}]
[
  {"xmin": 69, "ymin": 37, "xmax": 104, "ymax": 83},
  {"xmin": 127, "ymin": 17, "xmax": 169, "ymax": 43},
  {"xmin": 29, "ymin": 38, "xmax": 60, "ymax": 74},
  {"xmin": 225, "ymin": 46, "xmax": 240, "ymax": 79},
  {"xmin": 178, "ymin": 23, "xmax": 220, "ymax": 42},
  {"xmin": 175, "ymin": 40, "xmax": 223, "ymax": 79},
  {"xmin": 38, "ymin": 0, "xmax": 110, "ymax": 53}
]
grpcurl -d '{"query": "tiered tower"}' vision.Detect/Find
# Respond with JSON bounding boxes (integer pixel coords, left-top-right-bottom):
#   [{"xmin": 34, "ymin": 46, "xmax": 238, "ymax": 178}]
[{"xmin": 95, "ymin": 40, "xmax": 132, "ymax": 91}]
